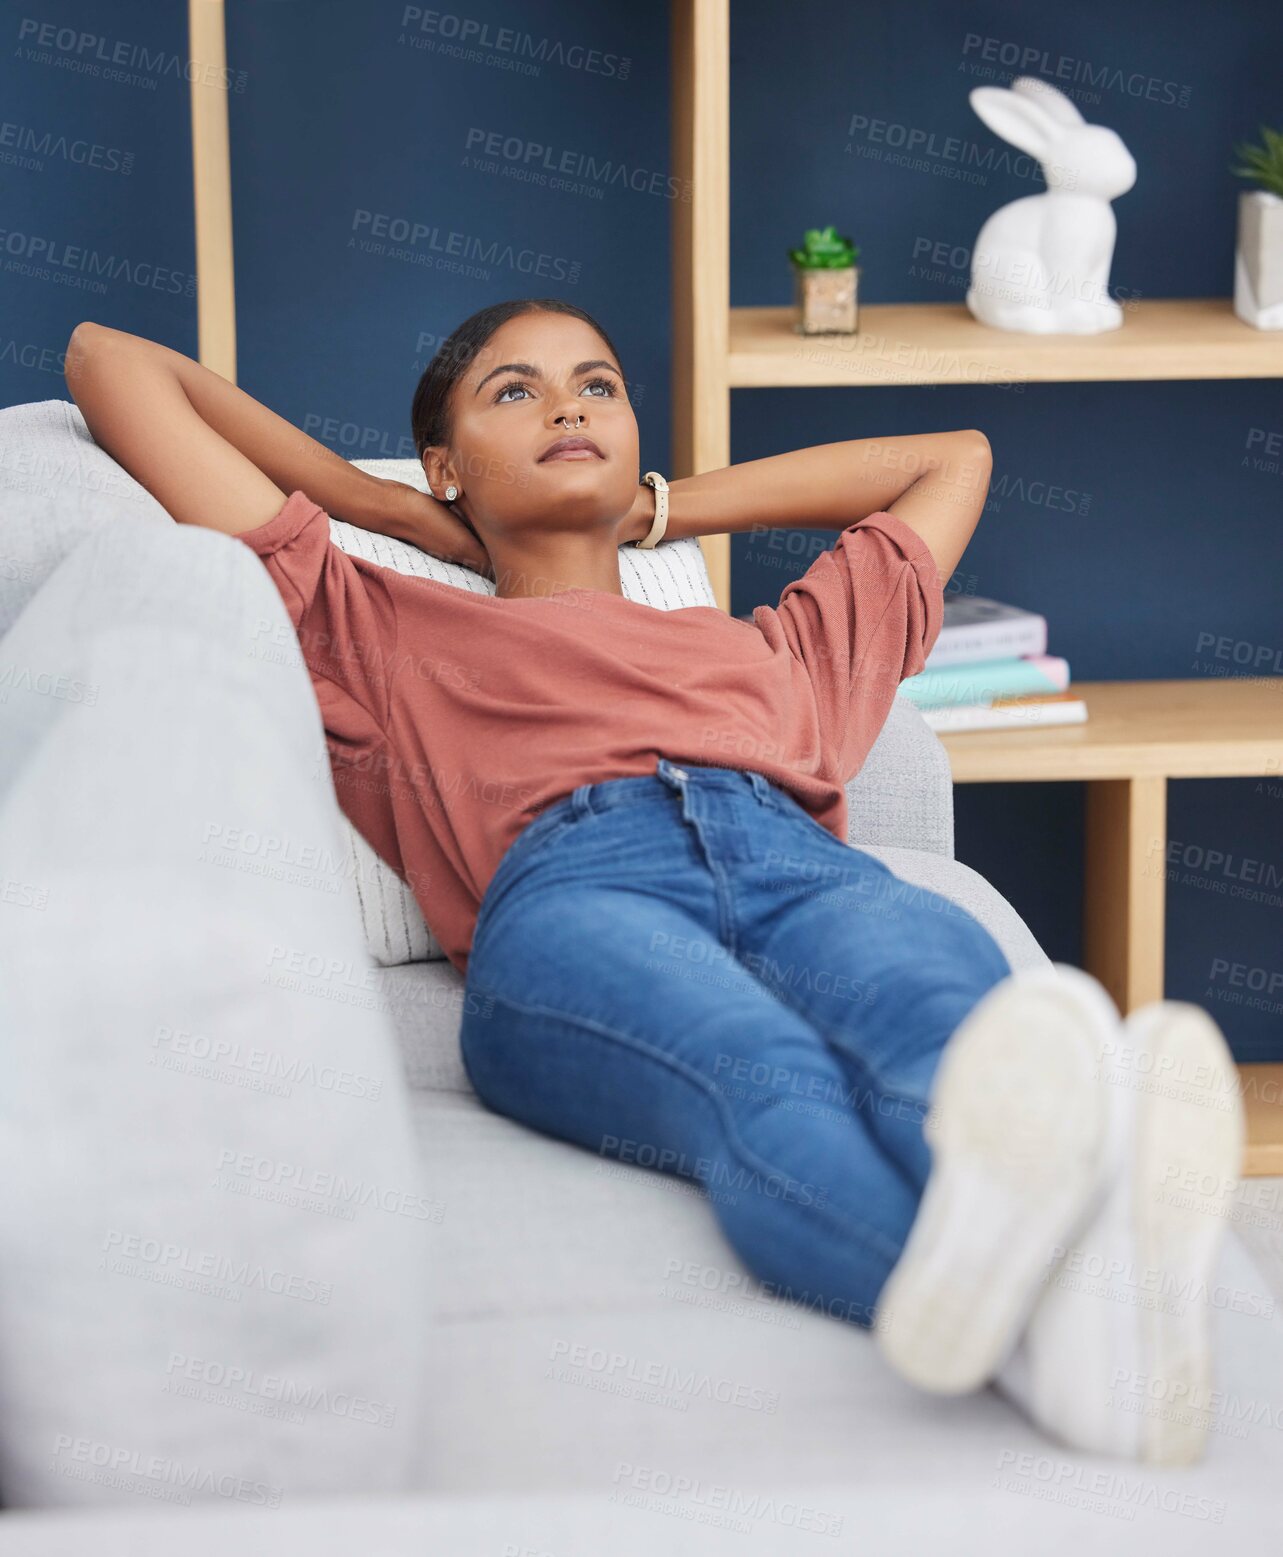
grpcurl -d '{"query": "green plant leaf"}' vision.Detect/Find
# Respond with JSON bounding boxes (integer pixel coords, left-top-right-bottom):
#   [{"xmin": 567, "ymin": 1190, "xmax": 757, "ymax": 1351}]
[
  {"xmin": 1231, "ymin": 124, "xmax": 1283, "ymax": 193},
  {"xmin": 789, "ymin": 224, "xmax": 859, "ymax": 268}
]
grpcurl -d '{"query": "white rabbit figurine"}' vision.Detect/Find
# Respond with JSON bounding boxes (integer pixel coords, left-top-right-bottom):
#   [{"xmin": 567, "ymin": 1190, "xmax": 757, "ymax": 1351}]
[{"xmin": 966, "ymin": 75, "xmax": 1137, "ymax": 333}]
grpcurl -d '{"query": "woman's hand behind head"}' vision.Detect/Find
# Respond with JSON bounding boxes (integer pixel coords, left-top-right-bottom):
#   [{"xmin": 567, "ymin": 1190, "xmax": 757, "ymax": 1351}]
[{"xmin": 386, "ymin": 482, "xmax": 494, "ymax": 582}]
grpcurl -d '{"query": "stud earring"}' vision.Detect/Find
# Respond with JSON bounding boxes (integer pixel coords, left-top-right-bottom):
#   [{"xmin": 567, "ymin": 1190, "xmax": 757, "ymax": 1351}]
[{"xmin": 445, "ymin": 485, "xmax": 458, "ymax": 502}]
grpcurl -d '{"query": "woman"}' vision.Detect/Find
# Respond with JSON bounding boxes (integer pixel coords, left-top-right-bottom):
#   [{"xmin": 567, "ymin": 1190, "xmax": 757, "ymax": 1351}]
[{"xmin": 64, "ymin": 298, "xmax": 1242, "ymax": 1467}]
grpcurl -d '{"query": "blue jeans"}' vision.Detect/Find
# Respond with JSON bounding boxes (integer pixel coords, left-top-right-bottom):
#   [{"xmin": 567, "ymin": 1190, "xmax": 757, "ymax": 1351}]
[{"xmin": 461, "ymin": 759, "xmax": 1012, "ymax": 1328}]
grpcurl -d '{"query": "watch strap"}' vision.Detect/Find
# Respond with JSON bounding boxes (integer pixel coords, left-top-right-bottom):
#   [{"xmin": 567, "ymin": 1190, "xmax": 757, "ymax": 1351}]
[{"xmin": 636, "ymin": 471, "xmax": 669, "ymax": 549}]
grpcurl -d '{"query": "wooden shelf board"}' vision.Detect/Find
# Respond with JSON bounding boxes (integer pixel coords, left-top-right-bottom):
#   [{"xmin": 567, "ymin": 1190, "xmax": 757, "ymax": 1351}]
[
  {"xmin": 1240, "ymin": 1065, "xmax": 1283, "ymax": 1177},
  {"xmin": 728, "ymin": 298, "xmax": 1283, "ymax": 389},
  {"xmin": 937, "ymin": 679, "xmax": 1283, "ymax": 783}
]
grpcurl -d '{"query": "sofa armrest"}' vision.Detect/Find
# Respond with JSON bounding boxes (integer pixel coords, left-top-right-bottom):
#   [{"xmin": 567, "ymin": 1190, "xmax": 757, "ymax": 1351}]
[
  {"xmin": 0, "ymin": 522, "xmax": 432, "ymax": 1504},
  {"xmin": 0, "ymin": 398, "xmax": 171, "ymax": 639},
  {"xmin": 844, "ymin": 695, "xmax": 954, "ymax": 858}
]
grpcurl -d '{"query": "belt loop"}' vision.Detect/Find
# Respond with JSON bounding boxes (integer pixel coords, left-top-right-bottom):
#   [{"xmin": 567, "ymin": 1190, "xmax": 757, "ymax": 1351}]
[
  {"xmin": 571, "ymin": 782, "xmax": 595, "ymax": 819},
  {"xmin": 747, "ymin": 769, "xmax": 774, "ymax": 805},
  {"xmin": 656, "ymin": 757, "xmax": 689, "ymax": 789}
]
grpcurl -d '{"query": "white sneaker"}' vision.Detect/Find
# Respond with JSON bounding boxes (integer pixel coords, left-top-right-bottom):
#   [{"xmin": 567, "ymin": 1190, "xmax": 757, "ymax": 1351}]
[
  {"xmin": 993, "ymin": 998, "xmax": 1245, "ymax": 1465},
  {"xmin": 874, "ymin": 962, "xmax": 1119, "ymax": 1395}
]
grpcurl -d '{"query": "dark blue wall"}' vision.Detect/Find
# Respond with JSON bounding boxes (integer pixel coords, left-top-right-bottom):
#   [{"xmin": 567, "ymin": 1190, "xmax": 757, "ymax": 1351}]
[
  {"xmin": 4, "ymin": 0, "xmax": 1280, "ymax": 1058},
  {"xmin": 222, "ymin": 0, "xmax": 666, "ymax": 468},
  {"xmin": 0, "ymin": 1, "xmax": 197, "ymax": 393}
]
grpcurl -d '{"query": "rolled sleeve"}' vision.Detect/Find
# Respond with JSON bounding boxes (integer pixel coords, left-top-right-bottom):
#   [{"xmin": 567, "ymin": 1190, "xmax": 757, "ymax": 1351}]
[
  {"xmin": 237, "ymin": 489, "xmax": 395, "ymax": 762},
  {"xmin": 772, "ymin": 510, "xmax": 944, "ymax": 780}
]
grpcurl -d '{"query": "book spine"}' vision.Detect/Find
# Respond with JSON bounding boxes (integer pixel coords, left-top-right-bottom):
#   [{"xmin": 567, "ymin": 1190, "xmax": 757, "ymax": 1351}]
[
  {"xmin": 900, "ymin": 655, "xmax": 1070, "ymax": 709},
  {"xmin": 924, "ymin": 615, "xmax": 1048, "ymax": 669},
  {"xmin": 924, "ymin": 697, "xmax": 1087, "ymax": 732}
]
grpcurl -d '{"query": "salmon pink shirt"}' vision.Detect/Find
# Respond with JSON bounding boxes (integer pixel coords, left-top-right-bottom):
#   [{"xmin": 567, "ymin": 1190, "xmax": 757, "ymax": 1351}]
[{"xmin": 238, "ymin": 492, "xmax": 943, "ymax": 978}]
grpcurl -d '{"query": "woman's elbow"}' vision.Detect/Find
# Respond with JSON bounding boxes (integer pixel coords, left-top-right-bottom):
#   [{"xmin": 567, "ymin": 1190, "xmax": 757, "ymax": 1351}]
[
  {"xmin": 957, "ymin": 429, "xmax": 992, "ymax": 513},
  {"xmin": 958, "ymin": 428, "xmax": 992, "ymax": 467},
  {"xmin": 65, "ymin": 321, "xmax": 134, "ymax": 405},
  {"xmin": 65, "ymin": 320, "xmax": 106, "ymax": 393}
]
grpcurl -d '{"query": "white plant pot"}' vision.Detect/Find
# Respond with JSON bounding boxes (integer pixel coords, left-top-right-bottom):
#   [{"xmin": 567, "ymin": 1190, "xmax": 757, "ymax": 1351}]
[{"xmin": 1234, "ymin": 188, "xmax": 1283, "ymax": 329}]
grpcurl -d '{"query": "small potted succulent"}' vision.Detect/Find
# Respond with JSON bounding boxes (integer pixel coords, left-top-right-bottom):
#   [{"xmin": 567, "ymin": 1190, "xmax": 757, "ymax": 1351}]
[
  {"xmin": 1231, "ymin": 124, "xmax": 1283, "ymax": 329},
  {"xmin": 789, "ymin": 225, "xmax": 860, "ymax": 334}
]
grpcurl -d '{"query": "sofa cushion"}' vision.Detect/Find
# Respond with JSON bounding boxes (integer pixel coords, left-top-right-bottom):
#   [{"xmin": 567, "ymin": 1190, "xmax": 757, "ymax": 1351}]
[
  {"xmin": 846, "ymin": 697, "xmax": 954, "ymax": 856},
  {"xmin": 0, "ymin": 398, "xmax": 170, "ymax": 640},
  {"xmin": 9, "ymin": 1087, "xmax": 1276, "ymax": 1549},
  {"xmin": 392, "ymin": 1087, "xmax": 1283, "ymax": 1519},
  {"xmin": 0, "ymin": 524, "xmax": 433, "ymax": 1510}
]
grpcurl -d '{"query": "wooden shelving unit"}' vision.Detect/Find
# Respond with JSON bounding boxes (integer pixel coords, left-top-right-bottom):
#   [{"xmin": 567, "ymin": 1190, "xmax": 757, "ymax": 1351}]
[
  {"xmin": 728, "ymin": 298, "xmax": 1283, "ymax": 389},
  {"xmin": 188, "ymin": 0, "xmax": 236, "ymax": 381},
  {"xmin": 670, "ymin": 0, "xmax": 1283, "ymax": 607},
  {"xmin": 940, "ymin": 681, "xmax": 1283, "ymax": 1178},
  {"xmin": 940, "ymin": 679, "xmax": 1283, "ymax": 784},
  {"xmin": 671, "ymin": 0, "xmax": 1283, "ymax": 1175}
]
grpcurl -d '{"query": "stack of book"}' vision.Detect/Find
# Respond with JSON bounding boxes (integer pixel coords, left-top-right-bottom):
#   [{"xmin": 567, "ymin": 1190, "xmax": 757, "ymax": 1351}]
[{"xmin": 900, "ymin": 597, "xmax": 1089, "ymax": 734}]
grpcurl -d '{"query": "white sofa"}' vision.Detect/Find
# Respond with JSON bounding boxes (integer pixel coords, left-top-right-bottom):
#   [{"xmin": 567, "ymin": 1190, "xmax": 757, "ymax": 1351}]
[{"xmin": 3, "ymin": 399, "xmax": 1281, "ymax": 1553}]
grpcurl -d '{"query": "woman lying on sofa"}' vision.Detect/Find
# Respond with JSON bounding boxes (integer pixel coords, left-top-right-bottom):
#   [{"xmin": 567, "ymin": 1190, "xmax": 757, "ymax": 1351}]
[{"xmin": 64, "ymin": 300, "xmax": 1243, "ymax": 1466}]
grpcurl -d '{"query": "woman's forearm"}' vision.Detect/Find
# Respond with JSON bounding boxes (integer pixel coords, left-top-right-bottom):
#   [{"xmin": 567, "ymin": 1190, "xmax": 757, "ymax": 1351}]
[
  {"xmin": 666, "ymin": 437, "xmax": 918, "ymax": 538},
  {"xmin": 624, "ymin": 428, "xmax": 992, "ymax": 583},
  {"xmin": 67, "ymin": 324, "xmax": 418, "ymax": 538}
]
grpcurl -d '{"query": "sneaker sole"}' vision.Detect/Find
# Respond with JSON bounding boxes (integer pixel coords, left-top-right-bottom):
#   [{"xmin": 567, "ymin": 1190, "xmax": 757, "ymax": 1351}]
[
  {"xmin": 1121, "ymin": 1002, "xmax": 1244, "ymax": 1466},
  {"xmin": 874, "ymin": 964, "xmax": 1116, "ymax": 1395}
]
